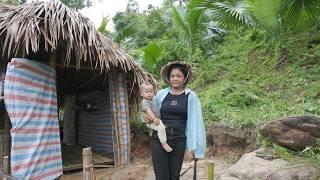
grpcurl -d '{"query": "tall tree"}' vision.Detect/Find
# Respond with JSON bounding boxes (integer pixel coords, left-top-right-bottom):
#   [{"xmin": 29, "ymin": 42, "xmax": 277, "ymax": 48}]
[
  {"xmin": 0, "ymin": 0, "xmax": 22, "ymax": 5},
  {"xmin": 60, "ymin": 0, "xmax": 92, "ymax": 11},
  {"xmin": 126, "ymin": 0, "xmax": 139, "ymax": 13}
]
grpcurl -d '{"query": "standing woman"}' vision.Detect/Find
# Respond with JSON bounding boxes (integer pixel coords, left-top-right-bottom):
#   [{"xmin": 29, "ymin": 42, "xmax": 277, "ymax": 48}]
[{"xmin": 144, "ymin": 61, "xmax": 206, "ymax": 180}]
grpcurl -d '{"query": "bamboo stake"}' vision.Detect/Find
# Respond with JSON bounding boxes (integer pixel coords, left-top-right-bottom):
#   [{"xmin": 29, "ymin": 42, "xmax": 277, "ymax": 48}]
[
  {"xmin": 0, "ymin": 136, "xmax": 3, "ymax": 171},
  {"xmin": 109, "ymin": 72, "xmax": 119, "ymax": 166},
  {"xmin": 123, "ymin": 75, "xmax": 131, "ymax": 164},
  {"xmin": 207, "ymin": 160, "xmax": 215, "ymax": 180},
  {"xmin": 112, "ymin": 71, "xmax": 121, "ymax": 166},
  {"xmin": 83, "ymin": 147, "xmax": 93, "ymax": 180},
  {"xmin": 3, "ymin": 156, "xmax": 9, "ymax": 176},
  {"xmin": 115, "ymin": 72, "xmax": 123, "ymax": 164}
]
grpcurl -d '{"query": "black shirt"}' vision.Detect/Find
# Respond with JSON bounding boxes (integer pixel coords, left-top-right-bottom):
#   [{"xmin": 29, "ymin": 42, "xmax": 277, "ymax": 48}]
[{"xmin": 160, "ymin": 92, "xmax": 188, "ymax": 132}]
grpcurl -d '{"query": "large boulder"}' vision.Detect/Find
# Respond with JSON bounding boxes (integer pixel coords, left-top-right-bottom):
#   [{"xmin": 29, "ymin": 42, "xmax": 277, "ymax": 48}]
[
  {"xmin": 218, "ymin": 149, "xmax": 320, "ymax": 180},
  {"xmin": 266, "ymin": 164, "xmax": 320, "ymax": 180},
  {"xmin": 259, "ymin": 115, "xmax": 320, "ymax": 150},
  {"xmin": 218, "ymin": 149, "xmax": 288, "ymax": 180}
]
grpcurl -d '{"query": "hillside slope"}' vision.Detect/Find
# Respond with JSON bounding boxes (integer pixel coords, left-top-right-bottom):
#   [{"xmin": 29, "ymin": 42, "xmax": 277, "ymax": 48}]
[{"xmin": 191, "ymin": 27, "xmax": 320, "ymax": 127}]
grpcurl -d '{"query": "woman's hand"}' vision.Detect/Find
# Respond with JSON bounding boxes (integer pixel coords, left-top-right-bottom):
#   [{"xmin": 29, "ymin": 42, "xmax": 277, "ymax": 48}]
[
  {"xmin": 184, "ymin": 150, "xmax": 194, "ymax": 162},
  {"xmin": 142, "ymin": 112, "xmax": 153, "ymax": 124}
]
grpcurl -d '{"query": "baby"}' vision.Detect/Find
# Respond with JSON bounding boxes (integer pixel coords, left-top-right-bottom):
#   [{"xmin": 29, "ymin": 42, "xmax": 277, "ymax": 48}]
[{"xmin": 140, "ymin": 83, "xmax": 173, "ymax": 152}]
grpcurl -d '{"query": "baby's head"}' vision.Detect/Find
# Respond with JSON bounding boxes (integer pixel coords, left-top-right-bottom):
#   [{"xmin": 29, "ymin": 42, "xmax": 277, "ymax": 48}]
[{"xmin": 139, "ymin": 83, "xmax": 154, "ymax": 100}]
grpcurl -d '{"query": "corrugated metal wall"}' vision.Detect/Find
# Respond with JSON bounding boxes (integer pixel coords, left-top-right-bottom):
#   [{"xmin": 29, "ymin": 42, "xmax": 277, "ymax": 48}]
[
  {"xmin": 62, "ymin": 95, "xmax": 76, "ymax": 145},
  {"xmin": 78, "ymin": 91, "xmax": 114, "ymax": 157}
]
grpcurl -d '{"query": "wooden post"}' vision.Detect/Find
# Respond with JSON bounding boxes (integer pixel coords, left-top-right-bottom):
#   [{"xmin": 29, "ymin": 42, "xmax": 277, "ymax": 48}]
[
  {"xmin": 4, "ymin": 112, "xmax": 10, "ymax": 174},
  {"xmin": 75, "ymin": 95, "xmax": 79, "ymax": 145},
  {"xmin": 83, "ymin": 147, "xmax": 92, "ymax": 180},
  {"xmin": 0, "ymin": 135, "xmax": 3, "ymax": 171},
  {"xmin": 207, "ymin": 160, "xmax": 215, "ymax": 180},
  {"xmin": 123, "ymin": 78, "xmax": 131, "ymax": 164},
  {"xmin": 3, "ymin": 156, "xmax": 9, "ymax": 176}
]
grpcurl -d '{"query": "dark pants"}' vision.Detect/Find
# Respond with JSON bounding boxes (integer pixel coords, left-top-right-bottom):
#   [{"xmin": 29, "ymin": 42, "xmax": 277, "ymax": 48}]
[{"xmin": 151, "ymin": 127, "xmax": 186, "ymax": 180}]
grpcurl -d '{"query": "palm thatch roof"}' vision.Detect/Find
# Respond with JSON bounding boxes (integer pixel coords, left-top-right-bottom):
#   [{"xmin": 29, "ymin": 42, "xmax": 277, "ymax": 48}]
[{"xmin": 0, "ymin": 1, "xmax": 147, "ymax": 85}]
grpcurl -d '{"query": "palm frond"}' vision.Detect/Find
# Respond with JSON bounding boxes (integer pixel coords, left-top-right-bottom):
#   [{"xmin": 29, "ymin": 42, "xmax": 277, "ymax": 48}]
[
  {"xmin": 246, "ymin": 0, "xmax": 281, "ymax": 31},
  {"xmin": 280, "ymin": 0, "xmax": 320, "ymax": 26},
  {"xmin": 143, "ymin": 42, "xmax": 162, "ymax": 65},
  {"xmin": 97, "ymin": 16, "xmax": 109, "ymax": 34},
  {"xmin": 196, "ymin": 0, "xmax": 255, "ymax": 28},
  {"xmin": 186, "ymin": 0, "xmax": 205, "ymax": 34},
  {"xmin": 114, "ymin": 23, "xmax": 136, "ymax": 44},
  {"xmin": 171, "ymin": 5, "xmax": 191, "ymax": 40},
  {"xmin": 204, "ymin": 21, "xmax": 226, "ymax": 40}
]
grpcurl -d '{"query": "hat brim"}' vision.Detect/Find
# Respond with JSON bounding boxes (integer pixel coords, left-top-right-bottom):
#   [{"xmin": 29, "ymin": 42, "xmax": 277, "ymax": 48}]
[{"xmin": 160, "ymin": 61, "xmax": 192, "ymax": 85}]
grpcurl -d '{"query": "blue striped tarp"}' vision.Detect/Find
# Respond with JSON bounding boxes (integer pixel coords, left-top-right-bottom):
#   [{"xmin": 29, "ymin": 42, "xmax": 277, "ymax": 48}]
[
  {"xmin": 78, "ymin": 91, "xmax": 114, "ymax": 156},
  {"xmin": 4, "ymin": 58, "xmax": 62, "ymax": 179},
  {"xmin": 109, "ymin": 72, "xmax": 129, "ymax": 165}
]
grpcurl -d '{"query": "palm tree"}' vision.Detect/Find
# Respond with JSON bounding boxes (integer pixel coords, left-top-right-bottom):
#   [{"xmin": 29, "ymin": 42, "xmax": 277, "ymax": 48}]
[
  {"xmin": 196, "ymin": 0, "xmax": 255, "ymax": 28},
  {"xmin": 197, "ymin": 0, "xmax": 320, "ymax": 64},
  {"xmin": 171, "ymin": 0, "xmax": 225, "ymax": 50},
  {"xmin": 98, "ymin": 16, "xmax": 137, "ymax": 45}
]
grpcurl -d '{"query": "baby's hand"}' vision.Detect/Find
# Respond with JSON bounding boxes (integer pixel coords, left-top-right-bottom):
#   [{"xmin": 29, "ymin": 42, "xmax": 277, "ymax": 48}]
[{"xmin": 153, "ymin": 118, "xmax": 160, "ymax": 125}]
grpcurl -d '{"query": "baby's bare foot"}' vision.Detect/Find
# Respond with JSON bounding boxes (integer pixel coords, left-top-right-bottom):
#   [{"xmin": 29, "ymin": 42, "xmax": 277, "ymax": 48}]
[{"xmin": 162, "ymin": 143, "xmax": 173, "ymax": 152}]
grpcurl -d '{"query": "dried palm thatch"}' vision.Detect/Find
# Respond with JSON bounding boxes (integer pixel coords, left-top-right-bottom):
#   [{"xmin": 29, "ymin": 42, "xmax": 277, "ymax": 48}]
[{"xmin": 0, "ymin": 1, "xmax": 148, "ymax": 86}]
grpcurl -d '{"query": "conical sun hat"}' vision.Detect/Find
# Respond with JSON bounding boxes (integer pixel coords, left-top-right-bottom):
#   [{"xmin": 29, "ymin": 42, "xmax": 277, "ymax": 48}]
[{"xmin": 160, "ymin": 61, "xmax": 192, "ymax": 85}]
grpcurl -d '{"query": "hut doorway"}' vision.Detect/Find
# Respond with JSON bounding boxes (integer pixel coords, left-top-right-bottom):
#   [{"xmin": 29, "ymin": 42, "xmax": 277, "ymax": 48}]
[{"xmin": 56, "ymin": 67, "xmax": 114, "ymax": 171}]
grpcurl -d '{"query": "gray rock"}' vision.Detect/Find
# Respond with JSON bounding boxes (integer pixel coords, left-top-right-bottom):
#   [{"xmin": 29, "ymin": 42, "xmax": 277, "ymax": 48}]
[
  {"xmin": 218, "ymin": 176, "xmax": 240, "ymax": 180},
  {"xmin": 222, "ymin": 149, "xmax": 288, "ymax": 179},
  {"xmin": 266, "ymin": 164, "xmax": 320, "ymax": 180}
]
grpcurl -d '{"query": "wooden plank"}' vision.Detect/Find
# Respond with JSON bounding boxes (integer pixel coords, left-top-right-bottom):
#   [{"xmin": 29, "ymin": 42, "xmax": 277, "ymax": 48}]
[
  {"xmin": 110, "ymin": 71, "xmax": 120, "ymax": 166},
  {"xmin": 114, "ymin": 72, "xmax": 123, "ymax": 164},
  {"xmin": 123, "ymin": 78, "xmax": 131, "ymax": 164}
]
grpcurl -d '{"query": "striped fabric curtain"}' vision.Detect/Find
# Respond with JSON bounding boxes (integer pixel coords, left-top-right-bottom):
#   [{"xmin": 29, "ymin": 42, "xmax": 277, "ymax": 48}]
[
  {"xmin": 109, "ymin": 71, "xmax": 130, "ymax": 165},
  {"xmin": 4, "ymin": 58, "xmax": 62, "ymax": 179}
]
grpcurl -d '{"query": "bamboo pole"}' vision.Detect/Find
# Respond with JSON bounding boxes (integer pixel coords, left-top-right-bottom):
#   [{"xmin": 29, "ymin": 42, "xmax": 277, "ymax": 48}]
[
  {"xmin": 0, "ymin": 136, "xmax": 3, "ymax": 171},
  {"xmin": 4, "ymin": 113, "xmax": 10, "ymax": 174},
  {"xmin": 3, "ymin": 156, "xmax": 9, "ymax": 176},
  {"xmin": 83, "ymin": 147, "xmax": 93, "ymax": 180},
  {"xmin": 115, "ymin": 72, "xmax": 123, "ymax": 164},
  {"xmin": 207, "ymin": 160, "xmax": 215, "ymax": 180},
  {"xmin": 111, "ymin": 71, "xmax": 121, "ymax": 166},
  {"xmin": 123, "ymin": 75, "xmax": 131, "ymax": 164}
]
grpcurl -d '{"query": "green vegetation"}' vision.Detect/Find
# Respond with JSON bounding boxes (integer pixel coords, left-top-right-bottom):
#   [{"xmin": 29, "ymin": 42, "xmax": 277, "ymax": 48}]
[
  {"xmin": 261, "ymin": 138, "xmax": 320, "ymax": 166},
  {"xmin": 106, "ymin": 0, "xmax": 320, "ymax": 163},
  {"xmin": 2, "ymin": 0, "xmax": 318, "ymax": 163},
  {"xmin": 194, "ymin": 27, "xmax": 320, "ymax": 127}
]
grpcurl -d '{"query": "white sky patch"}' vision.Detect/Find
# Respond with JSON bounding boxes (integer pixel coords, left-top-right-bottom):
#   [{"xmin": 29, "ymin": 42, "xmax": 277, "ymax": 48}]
[{"xmin": 79, "ymin": 0, "xmax": 163, "ymax": 31}]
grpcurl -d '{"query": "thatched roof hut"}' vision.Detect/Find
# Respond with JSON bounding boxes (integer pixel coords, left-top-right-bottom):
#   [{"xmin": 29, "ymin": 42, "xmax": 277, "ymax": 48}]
[
  {"xmin": 0, "ymin": 1, "xmax": 147, "ymax": 83},
  {"xmin": 0, "ymin": 1, "xmax": 148, "ymax": 178}
]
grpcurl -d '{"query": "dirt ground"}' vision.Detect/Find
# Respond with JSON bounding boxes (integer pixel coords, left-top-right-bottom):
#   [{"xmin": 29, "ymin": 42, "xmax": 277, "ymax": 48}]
[
  {"xmin": 102, "ymin": 158, "xmax": 231, "ymax": 180},
  {"xmin": 61, "ymin": 135, "xmax": 234, "ymax": 180}
]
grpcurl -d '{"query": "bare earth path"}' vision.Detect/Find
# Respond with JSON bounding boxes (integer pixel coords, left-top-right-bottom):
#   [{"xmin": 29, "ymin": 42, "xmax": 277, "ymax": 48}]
[{"xmin": 97, "ymin": 158, "xmax": 231, "ymax": 180}]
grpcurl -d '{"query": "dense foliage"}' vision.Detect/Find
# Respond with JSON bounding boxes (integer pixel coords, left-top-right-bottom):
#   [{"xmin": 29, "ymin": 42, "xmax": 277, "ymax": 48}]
[
  {"xmin": 99, "ymin": 0, "xmax": 320, "ymax": 126},
  {"xmin": 103, "ymin": 0, "xmax": 320, "ymax": 163}
]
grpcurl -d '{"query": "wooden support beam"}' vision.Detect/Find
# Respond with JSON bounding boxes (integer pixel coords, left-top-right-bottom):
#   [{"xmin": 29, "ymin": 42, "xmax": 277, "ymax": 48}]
[
  {"xmin": 0, "ymin": 135, "xmax": 3, "ymax": 171},
  {"xmin": 3, "ymin": 156, "xmax": 9, "ymax": 176},
  {"xmin": 83, "ymin": 147, "xmax": 93, "ymax": 180}
]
